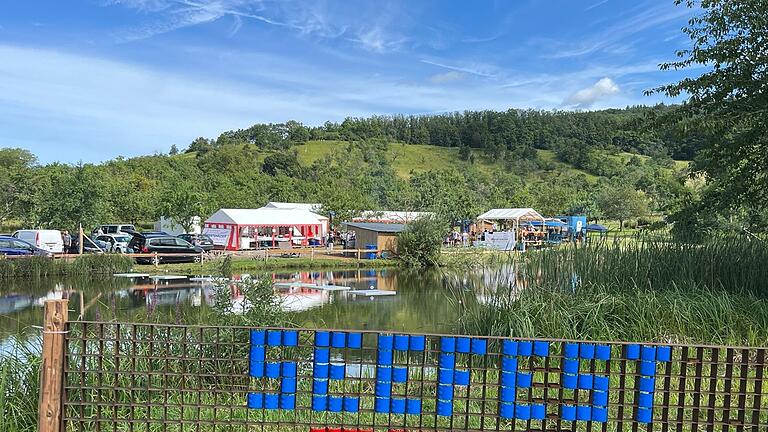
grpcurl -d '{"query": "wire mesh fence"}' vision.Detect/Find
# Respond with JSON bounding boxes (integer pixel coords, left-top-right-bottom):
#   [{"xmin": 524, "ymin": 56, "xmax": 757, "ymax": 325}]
[{"xmin": 62, "ymin": 321, "xmax": 768, "ymax": 432}]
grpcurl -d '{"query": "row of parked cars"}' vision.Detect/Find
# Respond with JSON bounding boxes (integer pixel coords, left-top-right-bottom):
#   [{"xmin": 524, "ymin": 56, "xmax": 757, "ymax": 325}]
[{"xmin": 0, "ymin": 224, "xmax": 216, "ymax": 264}]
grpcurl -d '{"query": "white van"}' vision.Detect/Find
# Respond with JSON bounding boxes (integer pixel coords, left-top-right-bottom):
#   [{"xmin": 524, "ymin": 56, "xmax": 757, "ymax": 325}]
[{"xmin": 13, "ymin": 230, "xmax": 65, "ymax": 254}]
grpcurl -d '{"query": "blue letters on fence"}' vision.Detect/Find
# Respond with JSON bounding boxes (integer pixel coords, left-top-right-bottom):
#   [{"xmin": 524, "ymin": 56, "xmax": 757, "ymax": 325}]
[{"xmin": 247, "ymin": 329, "xmax": 672, "ymax": 425}]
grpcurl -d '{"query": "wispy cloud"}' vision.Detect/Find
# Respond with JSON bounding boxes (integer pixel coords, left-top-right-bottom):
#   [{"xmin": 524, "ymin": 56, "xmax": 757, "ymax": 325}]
[
  {"xmin": 420, "ymin": 59, "xmax": 498, "ymax": 79},
  {"xmin": 584, "ymin": 0, "xmax": 609, "ymax": 12},
  {"xmin": 545, "ymin": 2, "xmax": 691, "ymax": 59},
  {"xmin": 563, "ymin": 77, "xmax": 620, "ymax": 108},
  {"xmin": 429, "ymin": 71, "xmax": 465, "ymax": 84}
]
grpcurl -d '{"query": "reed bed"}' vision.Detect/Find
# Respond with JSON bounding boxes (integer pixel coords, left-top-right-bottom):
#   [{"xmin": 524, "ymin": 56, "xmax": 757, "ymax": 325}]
[
  {"xmin": 454, "ymin": 236, "xmax": 768, "ymax": 346},
  {"xmin": 0, "ymin": 254, "xmax": 133, "ymax": 279}
]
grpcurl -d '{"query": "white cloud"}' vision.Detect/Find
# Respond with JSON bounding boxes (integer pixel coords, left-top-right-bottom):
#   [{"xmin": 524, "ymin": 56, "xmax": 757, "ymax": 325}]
[
  {"xmin": 564, "ymin": 77, "xmax": 620, "ymax": 108},
  {"xmin": 429, "ymin": 71, "xmax": 465, "ymax": 84}
]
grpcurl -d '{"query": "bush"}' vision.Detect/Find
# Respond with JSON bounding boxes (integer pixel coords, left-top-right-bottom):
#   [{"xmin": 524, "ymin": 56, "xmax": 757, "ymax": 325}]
[{"xmin": 396, "ymin": 216, "xmax": 447, "ymax": 267}]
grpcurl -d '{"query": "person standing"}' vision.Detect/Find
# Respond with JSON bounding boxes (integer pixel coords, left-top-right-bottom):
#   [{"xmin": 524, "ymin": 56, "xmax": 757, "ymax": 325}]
[{"xmin": 62, "ymin": 230, "xmax": 72, "ymax": 254}]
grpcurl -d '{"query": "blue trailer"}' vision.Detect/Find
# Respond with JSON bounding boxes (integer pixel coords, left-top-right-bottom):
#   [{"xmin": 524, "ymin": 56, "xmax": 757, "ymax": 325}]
[{"xmin": 554, "ymin": 215, "xmax": 587, "ymax": 240}]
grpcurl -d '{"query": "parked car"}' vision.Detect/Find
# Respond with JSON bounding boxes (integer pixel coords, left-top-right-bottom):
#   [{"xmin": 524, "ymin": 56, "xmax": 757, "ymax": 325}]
[
  {"xmin": 67, "ymin": 235, "xmax": 106, "ymax": 254},
  {"xmin": 0, "ymin": 236, "xmax": 53, "ymax": 257},
  {"xmin": 95, "ymin": 234, "xmax": 132, "ymax": 253},
  {"xmin": 127, "ymin": 234, "xmax": 204, "ymax": 264},
  {"xmin": 177, "ymin": 234, "xmax": 215, "ymax": 252},
  {"xmin": 92, "ymin": 224, "xmax": 137, "ymax": 235},
  {"xmin": 12, "ymin": 230, "xmax": 64, "ymax": 253}
]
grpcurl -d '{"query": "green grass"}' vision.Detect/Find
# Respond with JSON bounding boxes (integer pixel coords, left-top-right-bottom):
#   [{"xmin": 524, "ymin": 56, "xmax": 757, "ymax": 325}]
[
  {"xmin": 136, "ymin": 256, "xmax": 398, "ymax": 275},
  {"xmin": 0, "ymin": 254, "xmax": 134, "ymax": 279},
  {"xmin": 454, "ymin": 236, "xmax": 768, "ymax": 346}
]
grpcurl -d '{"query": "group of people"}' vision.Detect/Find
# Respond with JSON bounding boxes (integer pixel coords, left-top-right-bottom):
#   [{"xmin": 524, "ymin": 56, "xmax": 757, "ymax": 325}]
[{"xmin": 325, "ymin": 230, "xmax": 355, "ymax": 249}]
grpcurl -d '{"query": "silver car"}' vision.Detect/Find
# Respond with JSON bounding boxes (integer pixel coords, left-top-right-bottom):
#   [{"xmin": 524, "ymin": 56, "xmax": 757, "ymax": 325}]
[{"xmin": 96, "ymin": 234, "xmax": 132, "ymax": 253}]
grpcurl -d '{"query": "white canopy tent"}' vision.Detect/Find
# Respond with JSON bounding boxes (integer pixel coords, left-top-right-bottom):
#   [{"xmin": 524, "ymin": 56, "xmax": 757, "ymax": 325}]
[
  {"xmin": 476, "ymin": 208, "xmax": 546, "ymax": 251},
  {"xmin": 203, "ymin": 208, "xmax": 326, "ymax": 250},
  {"xmin": 476, "ymin": 208, "xmax": 545, "ymax": 227}
]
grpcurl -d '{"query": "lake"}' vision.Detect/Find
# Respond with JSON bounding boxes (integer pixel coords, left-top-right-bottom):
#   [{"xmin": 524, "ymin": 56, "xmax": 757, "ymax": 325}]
[{"xmin": 0, "ymin": 266, "xmax": 520, "ymax": 351}]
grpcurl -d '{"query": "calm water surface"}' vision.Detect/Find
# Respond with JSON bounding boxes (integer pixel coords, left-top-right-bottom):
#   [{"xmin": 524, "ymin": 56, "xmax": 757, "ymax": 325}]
[{"xmin": 1, "ymin": 267, "xmax": 520, "ymax": 351}]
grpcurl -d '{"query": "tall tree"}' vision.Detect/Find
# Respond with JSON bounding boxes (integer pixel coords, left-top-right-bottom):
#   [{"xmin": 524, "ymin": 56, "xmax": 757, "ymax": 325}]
[
  {"xmin": 596, "ymin": 183, "xmax": 649, "ymax": 230},
  {"xmin": 651, "ymin": 0, "xmax": 768, "ymax": 212}
]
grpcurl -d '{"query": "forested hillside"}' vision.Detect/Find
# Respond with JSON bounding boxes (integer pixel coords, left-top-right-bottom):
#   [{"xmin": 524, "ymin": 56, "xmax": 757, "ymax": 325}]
[{"xmin": 1, "ymin": 105, "xmax": 699, "ymax": 232}]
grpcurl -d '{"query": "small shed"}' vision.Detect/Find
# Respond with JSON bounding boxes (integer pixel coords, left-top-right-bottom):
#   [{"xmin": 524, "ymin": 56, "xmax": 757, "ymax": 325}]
[{"xmin": 344, "ymin": 222, "xmax": 407, "ymax": 255}]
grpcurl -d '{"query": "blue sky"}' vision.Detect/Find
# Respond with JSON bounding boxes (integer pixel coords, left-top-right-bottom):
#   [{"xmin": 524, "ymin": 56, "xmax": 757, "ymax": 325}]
[{"xmin": 0, "ymin": 0, "xmax": 696, "ymax": 163}]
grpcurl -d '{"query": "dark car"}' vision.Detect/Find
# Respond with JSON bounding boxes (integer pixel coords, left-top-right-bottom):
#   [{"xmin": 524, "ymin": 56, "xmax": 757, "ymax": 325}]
[
  {"xmin": 0, "ymin": 236, "xmax": 53, "ymax": 257},
  {"xmin": 178, "ymin": 233, "xmax": 215, "ymax": 252},
  {"xmin": 128, "ymin": 234, "xmax": 204, "ymax": 264},
  {"xmin": 67, "ymin": 235, "xmax": 106, "ymax": 254}
]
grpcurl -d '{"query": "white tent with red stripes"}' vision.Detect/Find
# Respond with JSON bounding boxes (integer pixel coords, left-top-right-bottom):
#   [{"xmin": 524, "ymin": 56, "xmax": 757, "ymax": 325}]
[{"xmin": 202, "ymin": 208, "xmax": 326, "ymax": 250}]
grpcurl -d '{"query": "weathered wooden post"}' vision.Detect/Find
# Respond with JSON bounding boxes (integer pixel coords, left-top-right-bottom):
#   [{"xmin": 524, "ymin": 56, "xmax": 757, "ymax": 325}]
[{"xmin": 38, "ymin": 299, "xmax": 68, "ymax": 432}]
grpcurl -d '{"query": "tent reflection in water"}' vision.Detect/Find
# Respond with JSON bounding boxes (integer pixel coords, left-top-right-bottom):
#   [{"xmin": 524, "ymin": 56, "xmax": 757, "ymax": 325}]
[{"xmin": 203, "ymin": 208, "xmax": 326, "ymax": 250}]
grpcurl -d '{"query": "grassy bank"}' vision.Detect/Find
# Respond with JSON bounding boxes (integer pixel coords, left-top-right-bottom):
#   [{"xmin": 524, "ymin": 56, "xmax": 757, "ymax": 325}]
[
  {"xmin": 0, "ymin": 254, "xmax": 133, "ymax": 279},
  {"xmin": 453, "ymin": 237, "xmax": 768, "ymax": 346},
  {"xmin": 136, "ymin": 256, "xmax": 398, "ymax": 275}
]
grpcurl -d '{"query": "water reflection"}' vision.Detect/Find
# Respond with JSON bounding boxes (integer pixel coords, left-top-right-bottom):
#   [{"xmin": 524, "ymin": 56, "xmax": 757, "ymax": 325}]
[{"xmin": 0, "ymin": 266, "xmax": 528, "ymax": 344}]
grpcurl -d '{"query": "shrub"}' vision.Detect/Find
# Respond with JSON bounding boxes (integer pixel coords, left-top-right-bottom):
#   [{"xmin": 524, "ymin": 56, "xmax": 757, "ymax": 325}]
[{"xmin": 396, "ymin": 216, "xmax": 448, "ymax": 267}]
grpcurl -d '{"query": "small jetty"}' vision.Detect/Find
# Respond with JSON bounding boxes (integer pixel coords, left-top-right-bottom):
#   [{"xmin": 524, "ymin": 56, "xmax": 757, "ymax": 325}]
[
  {"xmin": 347, "ymin": 289, "xmax": 396, "ymax": 297},
  {"xmin": 113, "ymin": 273, "xmax": 150, "ymax": 278},
  {"xmin": 150, "ymin": 275, "xmax": 188, "ymax": 281}
]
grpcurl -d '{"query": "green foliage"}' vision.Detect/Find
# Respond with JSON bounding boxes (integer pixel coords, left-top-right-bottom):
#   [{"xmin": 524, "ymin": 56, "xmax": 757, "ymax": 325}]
[
  {"xmin": 210, "ymin": 276, "xmax": 287, "ymax": 327},
  {"xmin": 1, "ymin": 344, "xmax": 40, "ymax": 432},
  {"xmin": 651, "ymin": 0, "xmax": 768, "ymax": 230},
  {"xmin": 0, "ymin": 255, "xmax": 133, "ymax": 279},
  {"xmin": 396, "ymin": 216, "xmax": 448, "ymax": 267},
  {"xmin": 262, "ymin": 151, "xmax": 302, "ymax": 177},
  {"xmin": 596, "ymin": 182, "xmax": 650, "ymax": 229}
]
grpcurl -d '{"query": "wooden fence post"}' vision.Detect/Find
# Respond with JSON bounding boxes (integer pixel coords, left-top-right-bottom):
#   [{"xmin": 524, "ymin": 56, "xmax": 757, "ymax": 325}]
[{"xmin": 38, "ymin": 299, "xmax": 68, "ymax": 432}]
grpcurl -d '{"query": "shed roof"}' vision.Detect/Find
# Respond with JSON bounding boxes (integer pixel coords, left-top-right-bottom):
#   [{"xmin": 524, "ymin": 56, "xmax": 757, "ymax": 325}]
[
  {"xmin": 476, "ymin": 208, "xmax": 544, "ymax": 221},
  {"xmin": 205, "ymin": 208, "xmax": 324, "ymax": 226},
  {"xmin": 344, "ymin": 222, "xmax": 408, "ymax": 233}
]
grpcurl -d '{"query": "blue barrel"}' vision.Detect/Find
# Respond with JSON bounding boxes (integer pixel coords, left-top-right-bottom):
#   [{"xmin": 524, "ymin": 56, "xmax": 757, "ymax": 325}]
[{"xmin": 365, "ymin": 243, "xmax": 377, "ymax": 259}]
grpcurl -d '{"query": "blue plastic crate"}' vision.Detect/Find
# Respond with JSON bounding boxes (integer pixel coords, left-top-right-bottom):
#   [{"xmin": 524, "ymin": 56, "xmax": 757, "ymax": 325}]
[
  {"xmin": 563, "ymin": 343, "xmax": 579, "ymax": 359},
  {"xmin": 264, "ymin": 393, "xmax": 279, "ymax": 410},
  {"xmin": 266, "ymin": 330, "xmax": 282, "ymax": 347},
  {"xmin": 501, "ymin": 371, "xmax": 516, "ymax": 387},
  {"xmin": 312, "ymin": 379, "xmax": 328, "ymax": 395},
  {"xmin": 517, "ymin": 372, "xmax": 532, "ymax": 388},
  {"xmin": 636, "ymin": 407, "xmax": 653, "ymax": 423},
  {"xmin": 592, "ymin": 406, "xmax": 608, "ymax": 422},
  {"xmin": 313, "ymin": 363, "xmax": 329, "ymax": 379},
  {"xmin": 501, "ymin": 356, "xmax": 518, "ymax": 373},
  {"xmin": 436, "ymin": 400, "xmax": 452, "ymax": 416},
  {"xmin": 515, "ymin": 404, "xmax": 531, "ymax": 420},
  {"xmin": 343, "ymin": 397, "xmax": 359, "ymax": 413},
  {"xmin": 247, "ymin": 392, "xmax": 263, "ymax": 409},
  {"xmin": 438, "ymin": 368, "xmax": 453, "ymax": 384},
  {"xmin": 347, "ymin": 333, "xmax": 362, "ymax": 349},
  {"xmin": 499, "ymin": 403, "xmax": 515, "ymax": 419},
  {"xmin": 641, "ymin": 345, "xmax": 657, "ymax": 362},
  {"xmin": 577, "ymin": 374, "xmax": 593, "ymax": 390},
  {"xmin": 579, "ymin": 343, "xmax": 595, "ymax": 359},
  {"xmin": 249, "ymin": 346, "xmax": 265, "ymax": 363},
  {"xmin": 375, "ymin": 397, "xmax": 390, "ymax": 413},
  {"xmin": 562, "ymin": 359, "xmax": 579, "ymax": 374},
  {"xmin": 375, "ymin": 382, "xmax": 391, "ymax": 397},
  {"xmin": 531, "ymin": 404, "xmax": 546, "ymax": 420},
  {"xmin": 656, "ymin": 345, "xmax": 672, "ymax": 362},
  {"xmin": 500, "ymin": 386, "xmax": 516, "ymax": 403},
  {"xmin": 437, "ymin": 384, "xmax": 454, "ymax": 401},
  {"xmin": 265, "ymin": 362, "xmax": 280, "ymax": 378},
  {"xmin": 314, "ymin": 348, "xmax": 330, "ymax": 363},
  {"xmin": 376, "ymin": 366, "xmax": 392, "ymax": 382},
  {"xmin": 595, "ymin": 344, "xmax": 611, "ymax": 361},
  {"xmin": 533, "ymin": 341, "xmax": 549, "ymax": 357},
  {"xmin": 439, "ymin": 353, "xmax": 455, "ymax": 369},
  {"xmin": 394, "ymin": 334, "xmax": 410, "ymax": 351},
  {"xmin": 249, "ymin": 361, "xmax": 264, "ymax": 378},
  {"xmin": 593, "ymin": 390, "xmax": 608, "ymax": 407},
  {"xmin": 390, "ymin": 398, "xmax": 406, "ymax": 414},
  {"xmin": 378, "ymin": 334, "xmax": 394, "ymax": 350},
  {"xmin": 406, "ymin": 398, "xmax": 421, "ymax": 415},
  {"xmin": 454, "ymin": 369, "xmax": 470, "ymax": 386},
  {"xmin": 625, "ymin": 344, "xmax": 641, "ymax": 360},
  {"xmin": 282, "ymin": 362, "xmax": 297, "ymax": 378},
  {"xmin": 329, "ymin": 363, "xmax": 345, "ymax": 380},
  {"xmin": 639, "ymin": 360, "xmax": 656, "ymax": 376},
  {"xmin": 311, "ymin": 395, "xmax": 327, "ymax": 411},
  {"xmin": 594, "ymin": 375, "xmax": 609, "ymax": 391},
  {"xmin": 328, "ymin": 396, "xmax": 343, "ymax": 413},
  {"xmin": 518, "ymin": 341, "xmax": 533, "ymax": 356},
  {"xmin": 331, "ymin": 332, "xmax": 346, "ymax": 348},
  {"xmin": 562, "ymin": 373, "xmax": 577, "ymax": 389},
  {"xmin": 283, "ymin": 330, "xmax": 298, "ymax": 347},
  {"xmin": 392, "ymin": 367, "xmax": 408, "ymax": 383},
  {"xmin": 409, "ymin": 335, "xmax": 425, "ymax": 351},
  {"xmin": 471, "ymin": 338, "xmax": 487, "ymax": 355},
  {"xmin": 280, "ymin": 394, "xmax": 295, "ymax": 410},
  {"xmin": 639, "ymin": 376, "xmax": 656, "ymax": 393},
  {"xmin": 377, "ymin": 349, "xmax": 393, "ymax": 365},
  {"xmin": 250, "ymin": 329, "xmax": 266, "ymax": 346},
  {"xmin": 502, "ymin": 340, "xmax": 518, "ymax": 356},
  {"xmin": 456, "ymin": 337, "xmax": 471, "ymax": 353},
  {"xmin": 280, "ymin": 378, "xmax": 296, "ymax": 393},
  {"xmin": 577, "ymin": 405, "xmax": 592, "ymax": 421},
  {"xmin": 561, "ymin": 404, "xmax": 576, "ymax": 421},
  {"xmin": 315, "ymin": 331, "xmax": 330, "ymax": 347},
  {"xmin": 638, "ymin": 392, "xmax": 654, "ymax": 408},
  {"xmin": 440, "ymin": 337, "xmax": 456, "ymax": 352}
]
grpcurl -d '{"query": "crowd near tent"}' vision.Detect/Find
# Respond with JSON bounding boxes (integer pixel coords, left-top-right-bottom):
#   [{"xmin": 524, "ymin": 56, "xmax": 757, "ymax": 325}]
[
  {"xmin": 203, "ymin": 208, "xmax": 326, "ymax": 250},
  {"xmin": 476, "ymin": 208, "xmax": 545, "ymax": 230}
]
